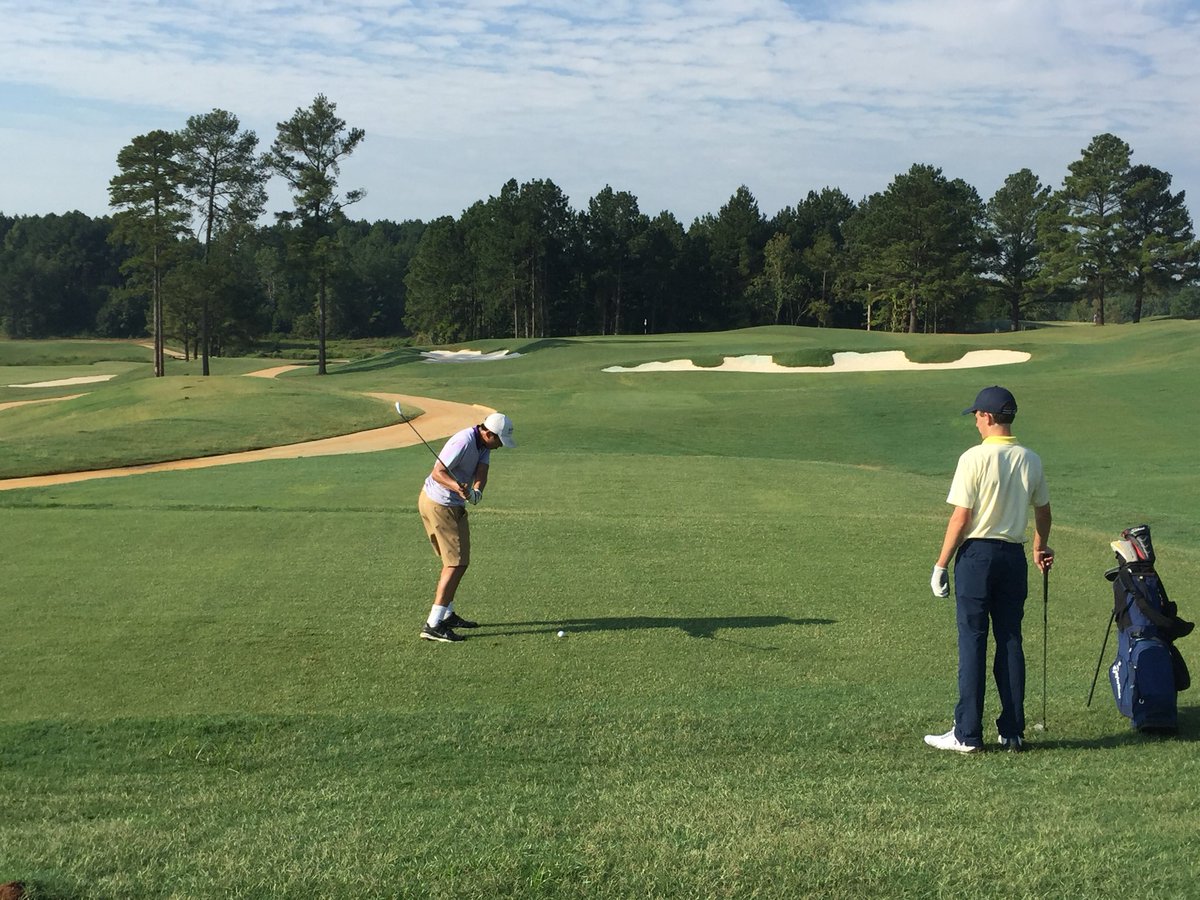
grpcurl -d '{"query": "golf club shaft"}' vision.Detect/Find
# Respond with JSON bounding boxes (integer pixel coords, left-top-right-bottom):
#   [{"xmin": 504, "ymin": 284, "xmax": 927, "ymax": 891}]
[
  {"xmin": 1042, "ymin": 566, "xmax": 1048, "ymax": 728},
  {"xmin": 394, "ymin": 401, "xmax": 469, "ymax": 493}
]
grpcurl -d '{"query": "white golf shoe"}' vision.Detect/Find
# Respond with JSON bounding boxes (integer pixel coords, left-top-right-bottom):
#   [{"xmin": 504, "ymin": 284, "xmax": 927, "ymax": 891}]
[{"xmin": 923, "ymin": 728, "xmax": 980, "ymax": 753}]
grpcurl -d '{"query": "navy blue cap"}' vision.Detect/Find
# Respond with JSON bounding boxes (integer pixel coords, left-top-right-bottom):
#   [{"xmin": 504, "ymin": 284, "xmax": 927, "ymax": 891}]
[{"xmin": 962, "ymin": 386, "xmax": 1017, "ymax": 417}]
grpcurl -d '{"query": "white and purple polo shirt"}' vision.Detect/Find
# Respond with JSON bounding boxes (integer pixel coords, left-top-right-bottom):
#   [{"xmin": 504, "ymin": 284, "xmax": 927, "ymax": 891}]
[{"xmin": 423, "ymin": 425, "xmax": 490, "ymax": 507}]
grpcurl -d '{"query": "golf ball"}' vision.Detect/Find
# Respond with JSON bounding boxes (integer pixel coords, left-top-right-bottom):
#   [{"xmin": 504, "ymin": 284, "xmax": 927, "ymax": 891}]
[
  {"xmin": 1032, "ymin": 723, "xmax": 1045, "ymax": 731},
  {"xmin": 557, "ymin": 630, "xmax": 566, "ymax": 638}
]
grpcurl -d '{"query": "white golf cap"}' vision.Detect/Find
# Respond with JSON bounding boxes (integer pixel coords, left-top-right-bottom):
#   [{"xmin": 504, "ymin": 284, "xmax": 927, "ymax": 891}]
[{"xmin": 482, "ymin": 412, "xmax": 517, "ymax": 447}]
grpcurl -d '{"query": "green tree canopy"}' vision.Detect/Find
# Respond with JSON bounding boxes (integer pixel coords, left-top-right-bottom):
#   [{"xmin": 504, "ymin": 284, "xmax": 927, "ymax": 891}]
[
  {"xmin": 404, "ymin": 216, "xmax": 474, "ymax": 343},
  {"xmin": 0, "ymin": 212, "xmax": 122, "ymax": 338},
  {"xmin": 582, "ymin": 186, "xmax": 647, "ymax": 335},
  {"xmin": 1121, "ymin": 164, "xmax": 1199, "ymax": 322},
  {"xmin": 845, "ymin": 164, "xmax": 983, "ymax": 333},
  {"xmin": 748, "ymin": 232, "xmax": 804, "ymax": 325},
  {"xmin": 694, "ymin": 185, "xmax": 767, "ymax": 326},
  {"xmin": 108, "ymin": 129, "xmax": 191, "ymax": 375},
  {"xmin": 1038, "ymin": 132, "xmax": 1132, "ymax": 325},
  {"xmin": 267, "ymin": 94, "xmax": 365, "ymax": 373},
  {"xmin": 176, "ymin": 108, "xmax": 269, "ymax": 372},
  {"xmin": 983, "ymin": 168, "xmax": 1052, "ymax": 330}
]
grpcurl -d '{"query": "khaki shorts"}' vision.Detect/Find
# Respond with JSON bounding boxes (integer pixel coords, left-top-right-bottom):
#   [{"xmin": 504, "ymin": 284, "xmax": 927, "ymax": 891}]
[{"xmin": 418, "ymin": 490, "xmax": 470, "ymax": 566}]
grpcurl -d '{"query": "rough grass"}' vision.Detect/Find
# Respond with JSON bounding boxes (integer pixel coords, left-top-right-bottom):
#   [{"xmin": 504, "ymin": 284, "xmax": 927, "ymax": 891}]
[{"xmin": 0, "ymin": 338, "xmax": 151, "ymax": 367}]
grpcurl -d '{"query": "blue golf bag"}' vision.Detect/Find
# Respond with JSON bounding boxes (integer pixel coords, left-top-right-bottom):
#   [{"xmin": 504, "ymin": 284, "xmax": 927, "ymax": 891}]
[{"xmin": 1105, "ymin": 525, "xmax": 1193, "ymax": 733}]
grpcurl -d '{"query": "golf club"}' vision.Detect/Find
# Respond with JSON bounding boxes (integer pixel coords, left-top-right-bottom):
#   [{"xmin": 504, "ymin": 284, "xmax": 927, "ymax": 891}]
[
  {"xmin": 394, "ymin": 401, "xmax": 469, "ymax": 494},
  {"xmin": 1087, "ymin": 552, "xmax": 1146, "ymax": 707},
  {"xmin": 1040, "ymin": 565, "xmax": 1049, "ymax": 730}
]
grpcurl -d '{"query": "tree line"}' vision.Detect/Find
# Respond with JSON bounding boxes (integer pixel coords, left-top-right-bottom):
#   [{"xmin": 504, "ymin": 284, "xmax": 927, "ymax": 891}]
[{"xmin": 3, "ymin": 105, "xmax": 1199, "ymax": 374}]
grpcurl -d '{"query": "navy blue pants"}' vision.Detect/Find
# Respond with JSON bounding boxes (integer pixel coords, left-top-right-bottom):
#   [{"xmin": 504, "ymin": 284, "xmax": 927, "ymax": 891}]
[{"xmin": 953, "ymin": 539, "xmax": 1028, "ymax": 747}]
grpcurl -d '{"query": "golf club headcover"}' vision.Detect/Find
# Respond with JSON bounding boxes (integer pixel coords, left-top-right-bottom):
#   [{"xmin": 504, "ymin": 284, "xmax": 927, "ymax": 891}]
[{"xmin": 468, "ymin": 487, "xmax": 482, "ymax": 505}]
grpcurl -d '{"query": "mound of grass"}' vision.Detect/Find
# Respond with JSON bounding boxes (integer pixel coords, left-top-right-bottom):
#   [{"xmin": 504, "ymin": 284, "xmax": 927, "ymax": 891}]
[
  {"xmin": 332, "ymin": 346, "xmax": 433, "ymax": 374},
  {"xmin": 0, "ymin": 375, "xmax": 390, "ymax": 478},
  {"xmin": 770, "ymin": 348, "xmax": 838, "ymax": 367}
]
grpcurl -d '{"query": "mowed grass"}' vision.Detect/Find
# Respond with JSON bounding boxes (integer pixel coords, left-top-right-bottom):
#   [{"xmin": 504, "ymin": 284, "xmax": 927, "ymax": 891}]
[{"xmin": 2, "ymin": 323, "xmax": 1200, "ymax": 898}]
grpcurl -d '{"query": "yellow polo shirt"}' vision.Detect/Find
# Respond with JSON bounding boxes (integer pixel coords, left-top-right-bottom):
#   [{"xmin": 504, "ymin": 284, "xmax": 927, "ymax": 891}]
[{"xmin": 946, "ymin": 436, "xmax": 1050, "ymax": 543}]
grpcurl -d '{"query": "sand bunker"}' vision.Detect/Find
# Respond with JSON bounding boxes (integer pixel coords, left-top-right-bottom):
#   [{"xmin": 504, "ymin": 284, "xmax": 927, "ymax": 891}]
[
  {"xmin": 8, "ymin": 374, "xmax": 117, "ymax": 388},
  {"xmin": 422, "ymin": 349, "xmax": 522, "ymax": 363},
  {"xmin": 603, "ymin": 349, "xmax": 1030, "ymax": 374}
]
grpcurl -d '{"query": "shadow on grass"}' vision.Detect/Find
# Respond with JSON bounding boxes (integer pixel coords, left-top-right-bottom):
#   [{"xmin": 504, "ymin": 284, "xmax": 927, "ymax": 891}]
[
  {"xmin": 331, "ymin": 350, "xmax": 428, "ymax": 374},
  {"xmin": 483, "ymin": 614, "xmax": 834, "ymax": 641},
  {"xmin": 1033, "ymin": 704, "xmax": 1200, "ymax": 748},
  {"xmin": 509, "ymin": 338, "xmax": 576, "ymax": 352}
]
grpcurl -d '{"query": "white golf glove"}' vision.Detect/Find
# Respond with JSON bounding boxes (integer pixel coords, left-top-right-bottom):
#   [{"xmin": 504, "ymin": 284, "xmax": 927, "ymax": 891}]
[
  {"xmin": 468, "ymin": 487, "xmax": 483, "ymax": 506},
  {"xmin": 931, "ymin": 565, "xmax": 950, "ymax": 598}
]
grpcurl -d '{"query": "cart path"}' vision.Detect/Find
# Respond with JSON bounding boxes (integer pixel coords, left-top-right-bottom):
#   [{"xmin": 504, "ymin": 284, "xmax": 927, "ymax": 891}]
[
  {"xmin": 0, "ymin": 392, "xmax": 492, "ymax": 491},
  {"xmin": 0, "ymin": 393, "xmax": 88, "ymax": 412}
]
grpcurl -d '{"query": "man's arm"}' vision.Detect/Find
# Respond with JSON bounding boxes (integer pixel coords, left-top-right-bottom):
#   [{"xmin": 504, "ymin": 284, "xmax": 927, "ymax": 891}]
[
  {"xmin": 464, "ymin": 462, "xmax": 490, "ymax": 505},
  {"xmin": 936, "ymin": 506, "xmax": 973, "ymax": 569},
  {"xmin": 473, "ymin": 461, "xmax": 490, "ymax": 493},
  {"xmin": 1033, "ymin": 503, "xmax": 1053, "ymax": 572},
  {"xmin": 433, "ymin": 460, "xmax": 469, "ymax": 499}
]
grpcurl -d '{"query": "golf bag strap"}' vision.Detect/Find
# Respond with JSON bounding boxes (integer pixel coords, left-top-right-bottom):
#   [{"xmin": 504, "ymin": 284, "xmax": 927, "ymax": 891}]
[
  {"xmin": 1116, "ymin": 566, "xmax": 1179, "ymax": 636},
  {"xmin": 1170, "ymin": 643, "xmax": 1192, "ymax": 692}
]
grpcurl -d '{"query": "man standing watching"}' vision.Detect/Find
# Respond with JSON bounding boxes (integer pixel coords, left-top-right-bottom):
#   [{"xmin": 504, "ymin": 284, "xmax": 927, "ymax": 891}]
[
  {"xmin": 417, "ymin": 412, "xmax": 517, "ymax": 643},
  {"xmin": 926, "ymin": 386, "xmax": 1053, "ymax": 752}
]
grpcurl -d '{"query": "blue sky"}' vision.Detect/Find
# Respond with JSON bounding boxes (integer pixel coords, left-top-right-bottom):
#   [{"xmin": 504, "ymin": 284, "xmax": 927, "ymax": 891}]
[{"xmin": 2, "ymin": 0, "xmax": 1198, "ymax": 226}]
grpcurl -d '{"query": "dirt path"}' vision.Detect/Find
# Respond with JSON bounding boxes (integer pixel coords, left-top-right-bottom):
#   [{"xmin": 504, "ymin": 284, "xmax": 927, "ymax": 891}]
[{"xmin": 0, "ymin": 393, "xmax": 493, "ymax": 491}]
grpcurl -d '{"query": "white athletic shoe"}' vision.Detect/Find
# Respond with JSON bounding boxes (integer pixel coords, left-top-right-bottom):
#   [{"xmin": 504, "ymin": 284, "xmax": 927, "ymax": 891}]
[{"xmin": 923, "ymin": 728, "xmax": 980, "ymax": 753}]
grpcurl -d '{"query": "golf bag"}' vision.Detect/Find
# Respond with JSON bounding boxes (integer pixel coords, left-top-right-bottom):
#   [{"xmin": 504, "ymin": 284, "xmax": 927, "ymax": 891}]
[{"xmin": 1104, "ymin": 525, "xmax": 1194, "ymax": 733}]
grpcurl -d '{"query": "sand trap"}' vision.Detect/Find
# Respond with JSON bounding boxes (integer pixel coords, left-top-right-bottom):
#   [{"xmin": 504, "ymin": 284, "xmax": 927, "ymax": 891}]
[
  {"xmin": 8, "ymin": 374, "xmax": 118, "ymax": 388},
  {"xmin": 603, "ymin": 349, "xmax": 1031, "ymax": 374},
  {"xmin": 422, "ymin": 349, "xmax": 522, "ymax": 363}
]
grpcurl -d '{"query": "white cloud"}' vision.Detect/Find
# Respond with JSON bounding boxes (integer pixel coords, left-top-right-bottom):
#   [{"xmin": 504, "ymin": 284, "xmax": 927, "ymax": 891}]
[{"xmin": 1, "ymin": 0, "xmax": 1198, "ymax": 224}]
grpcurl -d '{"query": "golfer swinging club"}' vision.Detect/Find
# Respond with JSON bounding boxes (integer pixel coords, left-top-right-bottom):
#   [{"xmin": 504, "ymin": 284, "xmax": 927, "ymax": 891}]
[
  {"xmin": 925, "ymin": 386, "xmax": 1053, "ymax": 752},
  {"xmin": 417, "ymin": 411, "xmax": 516, "ymax": 643}
]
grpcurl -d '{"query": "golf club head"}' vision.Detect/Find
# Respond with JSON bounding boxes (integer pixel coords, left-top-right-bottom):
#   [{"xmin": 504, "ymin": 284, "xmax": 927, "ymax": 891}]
[{"xmin": 394, "ymin": 401, "xmax": 407, "ymax": 420}]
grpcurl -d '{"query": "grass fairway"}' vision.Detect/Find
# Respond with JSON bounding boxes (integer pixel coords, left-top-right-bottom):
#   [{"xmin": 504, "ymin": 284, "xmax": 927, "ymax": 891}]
[{"xmin": 2, "ymin": 323, "xmax": 1199, "ymax": 898}]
